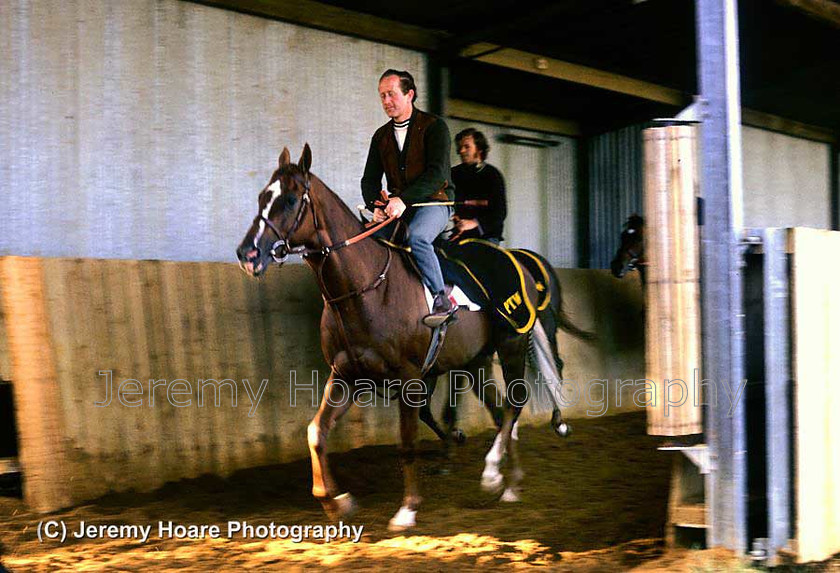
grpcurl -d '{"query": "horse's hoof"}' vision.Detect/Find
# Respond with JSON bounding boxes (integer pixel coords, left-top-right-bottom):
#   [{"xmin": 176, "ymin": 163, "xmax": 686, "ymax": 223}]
[
  {"xmin": 388, "ymin": 505, "xmax": 417, "ymax": 531},
  {"xmin": 554, "ymin": 422, "xmax": 572, "ymax": 438},
  {"xmin": 321, "ymin": 493, "xmax": 358, "ymax": 521},
  {"xmin": 451, "ymin": 428, "xmax": 467, "ymax": 445},
  {"xmin": 500, "ymin": 487, "xmax": 521, "ymax": 503},
  {"xmin": 481, "ymin": 472, "xmax": 504, "ymax": 494}
]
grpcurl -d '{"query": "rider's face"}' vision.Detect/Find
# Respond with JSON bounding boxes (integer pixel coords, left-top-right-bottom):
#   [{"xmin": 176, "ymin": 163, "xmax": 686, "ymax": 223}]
[
  {"xmin": 378, "ymin": 75, "xmax": 414, "ymax": 122},
  {"xmin": 458, "ymin": 136, "xmax": 482, "ymax": 165}
]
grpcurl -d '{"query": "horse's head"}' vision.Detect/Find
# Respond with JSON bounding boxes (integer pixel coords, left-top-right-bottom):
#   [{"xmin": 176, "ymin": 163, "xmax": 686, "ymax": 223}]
[
  {"xmin": 236, "ymin": 145, "xmax": 315, "ymax": 277},
  {"xmin": 610, "ymin": 214, "xmax": 645, "ymax": 279}
]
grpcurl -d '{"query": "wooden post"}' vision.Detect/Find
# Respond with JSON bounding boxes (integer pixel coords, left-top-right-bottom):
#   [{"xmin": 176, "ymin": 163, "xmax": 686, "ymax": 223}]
[
  {"xmin": 0, "ymin": 257, "xmax": 71, "ymax": 511},
  {"xmin": 644, "ymin": 123, "xmax": 703, "ymax": 437}
]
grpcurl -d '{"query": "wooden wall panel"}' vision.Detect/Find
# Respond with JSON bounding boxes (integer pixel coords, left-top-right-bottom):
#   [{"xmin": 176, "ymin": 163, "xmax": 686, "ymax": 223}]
[
  {"xmin": 0, "ymin": 258, "xmax": 645, "ymax": 511},
  {"xmin": 791, "ymin": 228, "xmax": 840, "ymax": 563}
]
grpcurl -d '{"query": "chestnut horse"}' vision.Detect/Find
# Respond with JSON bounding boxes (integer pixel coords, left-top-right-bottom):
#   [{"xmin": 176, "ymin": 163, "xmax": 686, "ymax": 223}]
[{"xmin": 236, "ymin": 145, "xmax": 564, "ymax": 529}]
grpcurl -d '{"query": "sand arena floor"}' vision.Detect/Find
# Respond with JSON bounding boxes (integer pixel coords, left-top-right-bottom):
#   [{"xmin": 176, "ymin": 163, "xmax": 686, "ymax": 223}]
[{"xmin": 2, "ymin": 411, "xmax": 831, "ymax": 571}]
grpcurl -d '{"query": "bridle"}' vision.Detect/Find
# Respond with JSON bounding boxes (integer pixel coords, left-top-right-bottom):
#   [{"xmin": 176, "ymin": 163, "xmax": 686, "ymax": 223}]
[
  {"xmin": 619, "ymin": 229, "xmax": 645, "ymax": 271},
  {"xmin": 253, "ymin": 173, "xmax": 316, "ymax": 264},
  {"xmin": 252, "ymin": 171, "xmax": 395, "ymax": 304}
]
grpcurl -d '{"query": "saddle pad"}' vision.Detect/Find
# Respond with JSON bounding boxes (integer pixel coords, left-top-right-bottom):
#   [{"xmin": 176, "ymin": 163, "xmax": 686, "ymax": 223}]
[
  {"xmin": 437, "ymin": 239, "xmax": 537, "ymax": 334},
  {"xmin": 508, "ymin": 248, "xmax": 551, "ymax": 312}
]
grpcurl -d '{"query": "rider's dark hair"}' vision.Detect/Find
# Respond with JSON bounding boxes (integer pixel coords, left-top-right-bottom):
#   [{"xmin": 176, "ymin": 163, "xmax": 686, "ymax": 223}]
[
  {"xmin": 379, "ymin": 69, "xmax": 417, "ymax": 103},
  {"xmin": 455, "ymin": 128, "xmax": 490, "ymax": 161}
]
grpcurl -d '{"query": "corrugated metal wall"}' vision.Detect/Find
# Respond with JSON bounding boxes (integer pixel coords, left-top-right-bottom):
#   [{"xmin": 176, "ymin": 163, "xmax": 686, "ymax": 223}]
[
  {"xmin": 585, "ymin": 124, "xmax": 831, "ymax": 268},
  {"xmin": 742, "ymin": 127, "xmax": 831, "ymax": 229},
  {"xmin": 447, "ymin": 119, "xmax": 578, "ymax": 266},
  {"xmin": 587, "ymin": 125, "xmax": 645, "ymax": 270},
  {"xmin": 0, "ymin": 0, "xmax": 427, "ymax": 261}
]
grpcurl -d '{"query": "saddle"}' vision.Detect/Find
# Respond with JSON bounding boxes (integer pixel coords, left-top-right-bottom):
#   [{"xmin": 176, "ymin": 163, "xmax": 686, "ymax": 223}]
[
  {"xmin": 437, "ymin": 239, "xmax": 537, "ymax": 334},
  {"xmin": 372, "ymin": 220, "xmax": 536, "ymax": 334}
]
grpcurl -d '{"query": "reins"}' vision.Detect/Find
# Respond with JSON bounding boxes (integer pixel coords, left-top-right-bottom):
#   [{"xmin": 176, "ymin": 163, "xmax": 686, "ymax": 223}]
[{"xmin": 258, "ymin": 173, "xmax": 398, "ymax": 305}]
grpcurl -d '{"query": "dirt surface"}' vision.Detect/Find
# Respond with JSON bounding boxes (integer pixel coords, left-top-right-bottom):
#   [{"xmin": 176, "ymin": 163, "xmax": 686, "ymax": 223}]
[{"xmin": 0, "ymin": 411, "xmax": 823, "ymax": 571}]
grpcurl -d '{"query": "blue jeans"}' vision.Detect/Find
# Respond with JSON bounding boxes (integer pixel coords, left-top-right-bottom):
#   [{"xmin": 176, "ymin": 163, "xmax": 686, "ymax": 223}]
[
  {"xmin": 376, "ymin": 205, "xmax": 450, "ymax": 294},
  {"xmin": 405, "ymin": 205, "xmax": 451, "ymax": 294}
]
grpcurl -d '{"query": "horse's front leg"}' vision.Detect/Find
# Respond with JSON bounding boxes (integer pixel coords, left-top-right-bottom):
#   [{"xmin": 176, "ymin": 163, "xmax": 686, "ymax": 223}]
[
  {"xmin": 308, "ymin": 373, "xmax": 357, "ymax": 520},
  {"xmin": 388, "ymin": 396, "xmax": 422, "ymax": 531},
  {"xmin": 418, "ymin": 375, "xmax": 449, "ymax": 442}
]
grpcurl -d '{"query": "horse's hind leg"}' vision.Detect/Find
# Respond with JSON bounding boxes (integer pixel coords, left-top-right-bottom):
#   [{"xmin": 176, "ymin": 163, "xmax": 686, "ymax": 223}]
[
  {"xmin": 470, "ymin": 353, "xmax": 504, "ymax": 430},
  {"xmin": 481, "ymin": 336, "xmax": 529, "ymax": 499},
  {"xmin": 500, "ymin": 421, "xmax": 523, "ymax": 502},
  {"xmin": 308, "ymin": 374, "xmax": 357, "ymax": 519},
  {"xmin": 389, "ymin": 398, "xmax": 422, "ymax": 531},
  {"xmin": 482, "ymin": 337, "xmax": 528, "ymax": 497},
  {"xmin": 540, "ymin": 309, "xmax": 570, "ymax": 436}
]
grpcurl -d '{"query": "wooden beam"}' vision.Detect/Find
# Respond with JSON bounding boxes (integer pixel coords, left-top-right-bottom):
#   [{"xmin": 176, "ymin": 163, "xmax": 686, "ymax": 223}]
[
  {"xmin": 742, "ymin": 109, "xmax": 838, "ymax": 144},
  {"xmin": 186, "ymin": 0, "xmax": 445, "ymax": 51},
  {"xmin": 461, "ymin": 43, "xmax": 837, "ymax": 144},
  {"xmin": 460, "ymin": 43, "xmax": 689, "ymax": 107},
  {"xmin": 446, "ymin": 99, "xmax": 581, "ymax": 136},
  {"xmin": 774, "ymin": 0, "xmax": 840, "ymax": 29}
]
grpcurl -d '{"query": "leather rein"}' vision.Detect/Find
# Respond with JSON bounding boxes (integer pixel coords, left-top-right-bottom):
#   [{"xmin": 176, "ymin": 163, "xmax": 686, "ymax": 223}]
[{"xmin": 256, "ymin": 173, "xmax": 395, "ymax": 305}]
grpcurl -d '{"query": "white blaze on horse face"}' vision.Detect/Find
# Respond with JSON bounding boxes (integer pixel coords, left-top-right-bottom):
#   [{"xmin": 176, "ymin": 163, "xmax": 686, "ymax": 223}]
[{"xmin": 254, "ymin": 179, "xmax": 283, "ymax": 247}]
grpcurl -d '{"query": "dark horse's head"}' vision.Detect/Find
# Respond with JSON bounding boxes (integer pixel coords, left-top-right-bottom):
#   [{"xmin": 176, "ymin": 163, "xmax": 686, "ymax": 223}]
[
  {"xmin": 610, "ymin": 214, "xmax": 645, "ymax": 279},
  {"xmin": 236, "ymin": 145, "xmax": 315, "ymax": 277}
]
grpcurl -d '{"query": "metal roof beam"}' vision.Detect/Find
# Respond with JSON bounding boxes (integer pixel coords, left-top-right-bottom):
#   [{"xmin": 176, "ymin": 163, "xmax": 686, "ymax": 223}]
[
  {"xmin": 443, "ymin": 4, "xmax": 572, "ymax": 55},
  {"xmin": 774, "ymin": 0, "xmax": 840, "ymax": 29},
  {"xmin": 460, "ymin": 43, "xmax": 837, "ymax": 143},
  {"xmin": 186, "ymin": 0, "xmax": 446, "ymax": 51},
  {"xmin": 446, "ymin": 99, "xmax": 581, "ymax": 136},
  {"xmin": 460, "ymin": 43, "xmax": 689, "ymax": 106}
]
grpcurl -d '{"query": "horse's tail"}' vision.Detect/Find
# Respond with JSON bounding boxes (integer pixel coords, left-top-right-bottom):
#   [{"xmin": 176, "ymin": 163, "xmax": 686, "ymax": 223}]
[
  {"xmin": 524, "ymin": 321, "xmax": 564, "ymax": 414},
  {"xmin": 546, "ymin": 266, "xmax": 598, "ymax": 342},
  {"xmin": 554, "ymin": 304, "xmax": 597, "ymax": 342}
]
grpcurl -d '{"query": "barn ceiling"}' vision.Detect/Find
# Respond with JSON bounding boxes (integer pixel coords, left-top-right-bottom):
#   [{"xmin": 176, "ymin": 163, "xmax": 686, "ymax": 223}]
[{"xmin": 197, "ymin": 0, "xmax": 840, "ymax": 135}]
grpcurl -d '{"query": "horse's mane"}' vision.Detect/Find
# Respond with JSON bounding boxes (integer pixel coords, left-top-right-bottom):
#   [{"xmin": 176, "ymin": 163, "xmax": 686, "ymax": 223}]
[
  {"xmin": 271, "ymin": 164, "xmax": 364, "ymax": 232},
  {"xmin": 308, "ymin": 172, "xmax": 366, "ymax": 231}
]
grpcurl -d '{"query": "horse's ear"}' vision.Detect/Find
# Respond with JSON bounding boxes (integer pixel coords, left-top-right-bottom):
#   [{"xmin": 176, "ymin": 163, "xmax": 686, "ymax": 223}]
[
  {"xmin": 279, "ymin": 147, "xmax": 291, "ymax": 167},
  {"xmin": 298, "ymin": 143, "xmax": 312, "ymax": 174}
]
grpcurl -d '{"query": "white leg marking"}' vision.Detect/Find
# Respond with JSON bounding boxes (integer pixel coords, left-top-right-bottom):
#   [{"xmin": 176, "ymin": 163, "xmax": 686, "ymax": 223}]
[
  {"xmin": 481, "ymin": 431, "xmax": 505, "ymax": 492},
  {"xmin": 388, "ymin": 505, "xmax": 417, "ymax": 530}
]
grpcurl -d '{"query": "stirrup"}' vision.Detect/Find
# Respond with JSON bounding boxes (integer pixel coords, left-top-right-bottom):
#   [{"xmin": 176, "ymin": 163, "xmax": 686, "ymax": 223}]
[{"xmin": 423, "ymin": 307, "xmax": 458, "ymax": 328}]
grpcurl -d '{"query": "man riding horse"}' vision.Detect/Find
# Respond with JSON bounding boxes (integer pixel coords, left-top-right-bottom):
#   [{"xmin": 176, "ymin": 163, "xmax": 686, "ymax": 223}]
[{"xmin": 361, "ymin": 69, "xmax": 458, "ymax": 328}]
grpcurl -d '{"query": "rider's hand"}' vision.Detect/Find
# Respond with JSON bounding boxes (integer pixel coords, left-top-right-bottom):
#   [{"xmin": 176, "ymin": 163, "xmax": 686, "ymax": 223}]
[
  {"xmin": 385, "ymin": 197, "xmax": 407, "ymax": 219},
  {"xmin": 372, "ymin": 207, "xmax": 388, "ymax": 223},
  {"xmin": 455, "ymin": 218, "xmax": 479, "ymax": 232}
]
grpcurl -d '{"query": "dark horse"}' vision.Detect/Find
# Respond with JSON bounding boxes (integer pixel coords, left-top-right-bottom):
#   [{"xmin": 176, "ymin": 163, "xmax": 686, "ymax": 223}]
[
  {"xmin": 610, "ymin": 214, "xmax": 645, "ymax": 283},
  {"xmin": 236, "ymin": 145, "xmax": 569, "ymax": 529}
]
